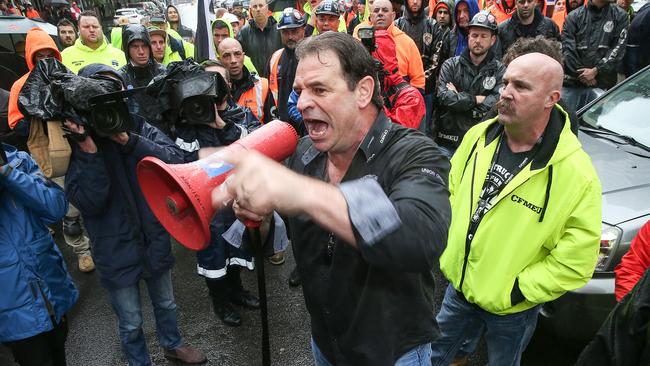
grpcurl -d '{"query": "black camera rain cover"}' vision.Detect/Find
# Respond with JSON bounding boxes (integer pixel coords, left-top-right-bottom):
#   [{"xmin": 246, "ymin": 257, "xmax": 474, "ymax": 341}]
[
  {"xmin": 146, "ymin": 60, "xmax": 203, "ymax": 117},
  {"xmin": 18, "ymin": 58, "xmax": 122, "ymax": 124}
]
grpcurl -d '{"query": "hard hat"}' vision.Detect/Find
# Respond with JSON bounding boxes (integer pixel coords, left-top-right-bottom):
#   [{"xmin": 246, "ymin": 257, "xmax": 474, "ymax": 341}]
[
  {"xmin": 118, "ymin": 16, "xmax": 130, "ymax": 26},
  {"xmin": 222, "ymin": 12, "xmax": 239, "ymax": 24},
  {"xmin": 277, "ymin": 7, "xmax": 306, "ymax": 29},
  {"xmin": 468, "ymin": 10, "xmax": 498, "ymax": 33},
  {"xmin": 315, "ymin": 0, "xmax": 342, "ymax": 16}
]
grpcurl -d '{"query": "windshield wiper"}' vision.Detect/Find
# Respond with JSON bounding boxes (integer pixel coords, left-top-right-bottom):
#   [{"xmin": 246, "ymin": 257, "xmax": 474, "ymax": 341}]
[{"xmin": 580, "ymin": 125, "xmax": 650, "ymax": 157}]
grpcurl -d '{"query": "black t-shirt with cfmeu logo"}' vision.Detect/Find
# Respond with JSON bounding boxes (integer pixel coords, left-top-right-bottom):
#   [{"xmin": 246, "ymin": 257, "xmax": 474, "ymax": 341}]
[{"xmin": 472, "ymin": 133, "xmax": 538, "ymax": 224}]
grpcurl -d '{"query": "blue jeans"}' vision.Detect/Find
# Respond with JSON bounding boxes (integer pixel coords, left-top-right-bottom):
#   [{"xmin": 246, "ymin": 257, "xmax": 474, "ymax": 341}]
[
  {"xmin": 107, "ymin": 270, "xmax": 183, "ymax": 366},
  {"xmin": 311, "ymin": 337, "xmax": 432, "ymax": 366},
  {"xmin": 431, "ymin": 284, "xmax": 541, "ymax": 366}
]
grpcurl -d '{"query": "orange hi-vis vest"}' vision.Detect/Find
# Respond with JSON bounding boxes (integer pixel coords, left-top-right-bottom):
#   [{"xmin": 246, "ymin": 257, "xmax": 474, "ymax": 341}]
[
  {"xmin": 268, "ymin": 48, "xmax": 284, "ymax": 108},
  {"xmin": 238, "ymin": 75, "xmax": 270, "ymax": 122}
]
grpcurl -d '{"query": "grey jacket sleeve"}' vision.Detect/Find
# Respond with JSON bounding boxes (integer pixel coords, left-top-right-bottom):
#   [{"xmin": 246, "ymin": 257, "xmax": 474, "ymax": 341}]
[{"xmin": 349, "ymin": 141, "xmax": 451, "ymax": 272}]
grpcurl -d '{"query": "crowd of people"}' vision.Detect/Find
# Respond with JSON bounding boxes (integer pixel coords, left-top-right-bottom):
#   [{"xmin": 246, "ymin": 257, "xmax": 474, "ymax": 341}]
[{"xmin": 1, "ymin": 0, "xmax": 650, "ymax": 365}]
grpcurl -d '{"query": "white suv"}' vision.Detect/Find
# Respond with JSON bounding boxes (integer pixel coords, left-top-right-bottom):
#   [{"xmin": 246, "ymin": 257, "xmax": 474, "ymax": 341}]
[{"xmin": 113, "ymin": 8, "xmax": 145, "ymax": 25}]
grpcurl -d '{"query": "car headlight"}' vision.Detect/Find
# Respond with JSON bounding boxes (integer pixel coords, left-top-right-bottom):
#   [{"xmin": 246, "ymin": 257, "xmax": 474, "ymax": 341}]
[{"xmin": 596, "ymin": 223, "xmax": 623, "ymax": 271}]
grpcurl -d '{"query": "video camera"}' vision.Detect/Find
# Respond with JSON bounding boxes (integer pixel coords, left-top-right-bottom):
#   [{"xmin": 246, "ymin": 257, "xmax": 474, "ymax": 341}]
[
  {"xmin": 84, "ymin": 89, "xmax": 136, "ymax": 137},
  {"xmin": 358, "ymin": 26, "xmax": 387, "ymax": 96},
  {"xmin": 170, "ymin": 71, "xmax": 229, "ymax": 126}
]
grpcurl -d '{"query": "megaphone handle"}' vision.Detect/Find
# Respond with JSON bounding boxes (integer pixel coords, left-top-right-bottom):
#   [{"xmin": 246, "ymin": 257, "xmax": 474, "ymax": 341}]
[{"xmin": 247, "ymin": 225, "xmax": 271, "ymax": 366}]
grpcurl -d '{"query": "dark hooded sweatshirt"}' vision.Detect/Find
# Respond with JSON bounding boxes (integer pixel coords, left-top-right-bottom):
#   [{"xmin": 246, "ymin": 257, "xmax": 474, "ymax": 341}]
[
  {"xmin": 446, "ymin": 0, "xmax": 480, "ymax": 57},
  {"xmin": 395, "ymin": 0, "xmax": 437, "ymax": 56},
  {"xmin": 167, "ymin": 5, "xmax": 195, "ymax": 42},
  {"xmin": 118, "ymin": 25, "xmax": 168, "ymax": 133}
]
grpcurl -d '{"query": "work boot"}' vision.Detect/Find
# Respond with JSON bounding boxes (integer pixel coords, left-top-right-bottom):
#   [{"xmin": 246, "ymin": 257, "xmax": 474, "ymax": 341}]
[
  {"xmin": 288, "ymin": 266, "xmax": 301, "ymax": 287},
  {"xmin": 268, "ymin": 251, "xmax": 285, "ymax": 265},
  {"xmin": 78, "ymin": 254, "xmax": 95, "ymax": 273},
  {"xmin": 63, "ymin": 215, "xmax": 83, "ymax": 237},
  {"xmin": 213, "ymin": 300, "xmax": 242, "ymax": 327},
  {"xmin": 206, "ymin": 277, "xmax": 242, "ymax": 327},
  {"xmin": 164, "ymin": 345, "xmax": 207, "ymax": 364},
  {"xmin": 226, "ymin": 267, "xmax": 259, "ymax": 309}
]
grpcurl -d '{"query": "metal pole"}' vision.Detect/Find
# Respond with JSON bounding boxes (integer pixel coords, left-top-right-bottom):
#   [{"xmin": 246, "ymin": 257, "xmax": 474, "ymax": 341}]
[{"xmin": 247, "ymin": 226, "xmax": 271, "ymax": 366}]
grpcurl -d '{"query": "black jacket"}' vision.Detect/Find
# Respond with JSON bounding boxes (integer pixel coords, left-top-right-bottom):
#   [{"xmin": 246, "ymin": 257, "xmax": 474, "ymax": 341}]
[
  {"xmin": 435, "ymin": 48, "xmax": 506, "ymax": 149},
  {"xmin": 395, "ymin": 3, "xmax": 437, "ymax": 57},
  {"xmin": 288, "ymin": 111, "xmax": 450, "ymax": 366},
  {"xmin": 236, "ymin": 17, "xmax": 283, "ymax": 78},
  {"xmin": 65, "ymin": 115, "xmax": 185, "ymax": 290},
  {"xmin": 167, "ymin": 5, "xmax": 195, "ymax": 42},
  {"xmin": 497, "ymin": 8, "xmax": 561, "ymax": 60},
  {"xmin": 423, "ymin": 23, "xmax": 453, "ymax": 94},
  {"xmin": 562, "ymin": 1, "xmax": 629, "ymax": 89},
  {"xmin": 119, "ymin": 25, "xmax": 168, "ymax": 132},
  {"xmin": 621, "ymin": 2, "xmax": 650, "ymax": 76},
  {"xmin": 576, "ymin": 267, "xmax": 650, "ymax": 366}
]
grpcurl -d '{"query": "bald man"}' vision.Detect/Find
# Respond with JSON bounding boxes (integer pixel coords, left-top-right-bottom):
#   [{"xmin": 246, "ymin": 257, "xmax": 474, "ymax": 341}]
[
  {"xmin": 219, "ymin": 38, "xmax": 273, "ymax": 122},
  {"xmin": 431, "ymin": 52, "xmax": 602, "ymax": 365}
]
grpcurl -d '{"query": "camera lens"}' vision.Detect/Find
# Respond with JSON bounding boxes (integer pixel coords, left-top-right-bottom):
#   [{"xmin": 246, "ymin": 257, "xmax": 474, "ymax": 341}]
[
  {"xmin": 90, "ymin": 99, "xmax": 132, "ymax": 137},
  {"xmin": 181, "ymin": 96, "xmax": 216, "ymax": 125}
]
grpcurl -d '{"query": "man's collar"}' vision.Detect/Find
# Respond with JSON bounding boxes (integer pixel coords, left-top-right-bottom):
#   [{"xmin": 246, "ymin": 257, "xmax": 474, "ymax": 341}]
[{"xmin": 358, "ymin": 110, "xmax": 394, "ymax": 163}]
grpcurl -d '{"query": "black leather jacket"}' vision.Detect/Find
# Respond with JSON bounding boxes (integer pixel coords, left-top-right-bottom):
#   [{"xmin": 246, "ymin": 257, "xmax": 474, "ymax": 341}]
[
  {"xmin": 562, "ymin": 1, "xmax": 629, "ymax": 89},
  {"xmin": 236, "ymin": 17, "xmax": 283, "ymax": 78},
  {"xmin": 497, "ymin": 8, "xmax": 560, "ymax": 60},
  {"xmin": 435, "ymin": 48, "xmax": 506, "ymax": 149}
]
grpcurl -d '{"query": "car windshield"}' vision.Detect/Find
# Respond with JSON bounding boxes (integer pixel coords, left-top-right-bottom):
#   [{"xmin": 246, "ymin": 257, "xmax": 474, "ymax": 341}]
[
  {"xmin": 116, "ymin": 9, "xmax": 136, "ymax": 15},
  {"xmin": 581, "ymin": 68, "xmax": 650, "ymax": 148}
]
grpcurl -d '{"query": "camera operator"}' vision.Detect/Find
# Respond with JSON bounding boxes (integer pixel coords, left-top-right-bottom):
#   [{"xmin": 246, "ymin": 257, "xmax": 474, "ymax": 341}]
[
  {"xmin": 361, "ymin": 26, "xmax": 426, "ymax": 129},
  {"xmin": 0, "ymin": 142, "xmax": 78, "ymax": 366},
  {"xmin": 8, "ymin": 27, "xmax": 96, "ymax": 273},
  {"xmin": 167, "ymin": 61, "xmax": 262, "ymax": 327},
  {"xmin": 118, "ymin": 24, "xmax": 168, "ymax": 134},
  {"xmin": 64, "ymin": 64, "xmax": 207, "ymax": 365}
]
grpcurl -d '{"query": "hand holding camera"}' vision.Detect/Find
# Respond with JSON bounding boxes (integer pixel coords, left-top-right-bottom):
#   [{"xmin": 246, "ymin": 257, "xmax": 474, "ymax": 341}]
[{"xmin": 64, "ymin": 120, "xmax": 97, "ymax": 154}]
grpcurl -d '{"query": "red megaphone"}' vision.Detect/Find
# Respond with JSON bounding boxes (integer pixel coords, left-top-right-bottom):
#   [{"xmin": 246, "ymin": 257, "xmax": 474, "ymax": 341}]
[{"xmin": 137, "ymin": 120, "xmax": 299, "ymax": 251}]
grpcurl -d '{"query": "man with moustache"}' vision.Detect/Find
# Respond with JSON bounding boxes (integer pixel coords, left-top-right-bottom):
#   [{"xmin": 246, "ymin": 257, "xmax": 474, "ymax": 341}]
[
  {"xmin": 430, "ymin": 50, "xmax": 601, "ymax": 365},
  {"xmin": 435, "ymin": 11, "xmax": 505, "ymax": 158},
  {"xmin": 497, "ymin": 0, "xmax": 560, "ymax": 58},
  {"xmin": 57, "ymin": 19, "xmax": 77, "ymax": 49}
]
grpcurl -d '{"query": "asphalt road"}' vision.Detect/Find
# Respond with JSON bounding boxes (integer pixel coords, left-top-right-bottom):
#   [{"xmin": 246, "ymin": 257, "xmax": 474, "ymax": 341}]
[{"xmin": 0, "ymin": 229, "xmax": 588, "ymax": 366}]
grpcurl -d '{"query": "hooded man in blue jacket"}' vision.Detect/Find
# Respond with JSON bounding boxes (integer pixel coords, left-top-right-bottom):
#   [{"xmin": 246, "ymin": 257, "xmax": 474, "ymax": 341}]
[
  {"xmin": 447, "ymin": 0, "xmax": 480, "ymax": 56},
  {"xmin": 63, "ymin": 64, "xmax": 207, "ymax": 366},
  {"xmin": 0, "ymin": 143, "xmax": 78, "ymax": 366}
]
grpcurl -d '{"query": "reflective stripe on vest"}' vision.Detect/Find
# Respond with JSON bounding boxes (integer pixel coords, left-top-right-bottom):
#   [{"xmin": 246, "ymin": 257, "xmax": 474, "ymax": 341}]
[
  {"xmin": 268, "ymin": 48, "xmax": 284, "ymax": 107},
  {"xmin": 238, "ymin": 77, "xmax": 269, "ymax": 122}
]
